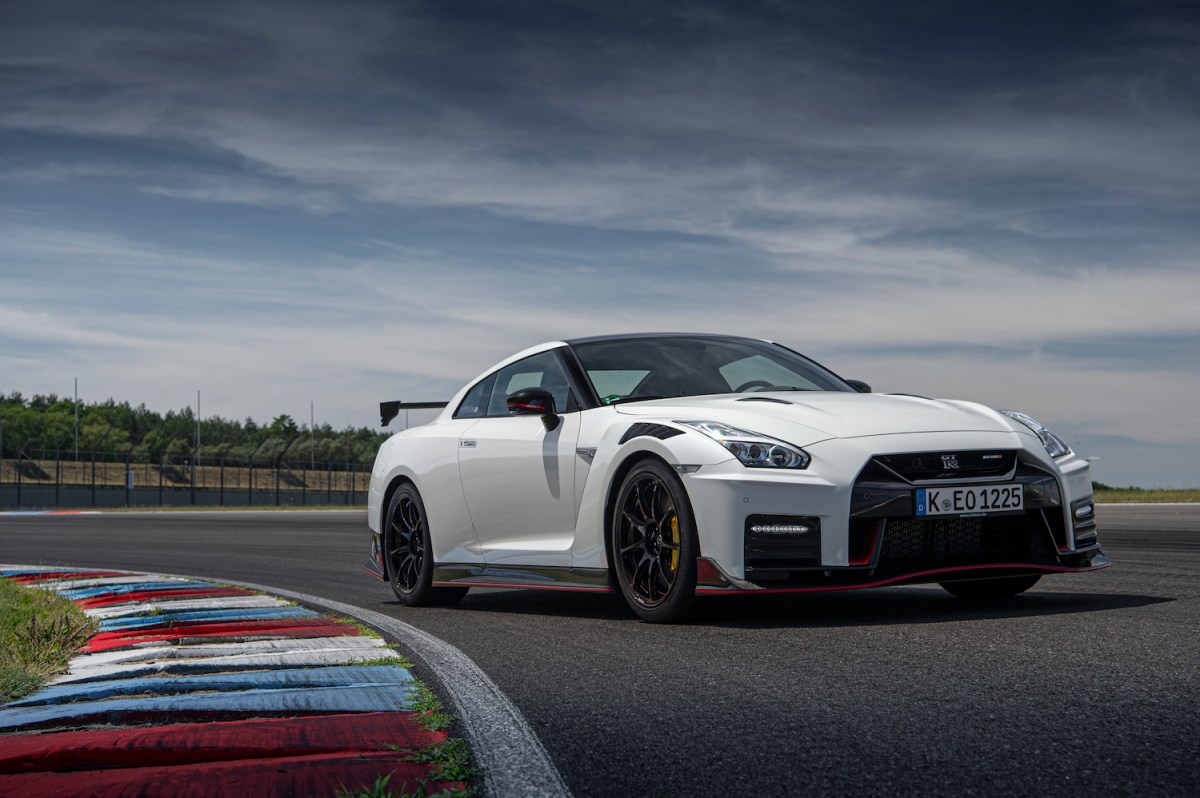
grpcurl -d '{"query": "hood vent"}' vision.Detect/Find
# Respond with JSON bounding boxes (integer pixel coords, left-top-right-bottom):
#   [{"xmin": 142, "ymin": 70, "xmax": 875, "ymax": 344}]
[{"xmin": 736, "ymin": 396, "xmax": 795, "ymax": 405}]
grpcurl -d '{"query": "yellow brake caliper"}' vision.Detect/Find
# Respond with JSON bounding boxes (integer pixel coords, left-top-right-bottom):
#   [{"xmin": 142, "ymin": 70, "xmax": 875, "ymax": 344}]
[{"xmin": 669, "ymin": 514, "xmax": 680, "ymax": 573}]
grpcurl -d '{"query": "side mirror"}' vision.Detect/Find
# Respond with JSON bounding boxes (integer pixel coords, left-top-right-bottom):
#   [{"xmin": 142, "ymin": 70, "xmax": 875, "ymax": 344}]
[
  {"xmin": 507, "ymin": 388, "xmax": 560, "ymax": 431},
  {"xmin": 846, "ymin": 380, "xmax": 872, "ymax": 393}
]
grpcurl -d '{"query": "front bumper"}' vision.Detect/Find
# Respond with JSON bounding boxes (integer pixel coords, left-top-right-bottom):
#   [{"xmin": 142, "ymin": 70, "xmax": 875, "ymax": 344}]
[{"xmin": 684, "ymin": 431, "xmax": 1108, "ymax": 590}]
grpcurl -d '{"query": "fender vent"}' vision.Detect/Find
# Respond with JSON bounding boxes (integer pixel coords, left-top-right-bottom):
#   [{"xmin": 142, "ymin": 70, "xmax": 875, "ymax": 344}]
[{"xmin": 619, "ymin": 423, "xmax": 684, "ymax": 444}]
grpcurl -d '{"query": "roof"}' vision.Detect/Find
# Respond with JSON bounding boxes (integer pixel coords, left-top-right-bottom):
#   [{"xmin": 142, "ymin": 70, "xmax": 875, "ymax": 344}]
[{"xmin": 563, "ymin": 332, "xmax": 767, "ymax": 346}]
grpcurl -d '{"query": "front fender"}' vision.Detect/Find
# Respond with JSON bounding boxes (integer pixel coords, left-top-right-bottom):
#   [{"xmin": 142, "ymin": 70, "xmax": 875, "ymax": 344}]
[{"xmin": 570, "ymin": 420, "xmax": 735, "ymax": 569}]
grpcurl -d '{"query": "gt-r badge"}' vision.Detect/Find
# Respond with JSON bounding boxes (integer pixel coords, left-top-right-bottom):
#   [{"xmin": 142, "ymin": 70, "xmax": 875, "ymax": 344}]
[{"xmin": 941, "ymin": 455, "xmax": 960, "ymax": 469}]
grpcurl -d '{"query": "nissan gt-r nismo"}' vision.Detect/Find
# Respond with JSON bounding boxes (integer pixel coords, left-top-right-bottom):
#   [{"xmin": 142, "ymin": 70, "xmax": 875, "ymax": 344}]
[{"xmin": 365, "ymin": 334, "xmax": 1107, "ymax": 622}]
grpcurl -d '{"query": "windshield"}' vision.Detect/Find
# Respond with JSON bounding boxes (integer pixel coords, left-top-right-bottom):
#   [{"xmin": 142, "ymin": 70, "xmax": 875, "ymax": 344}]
[{"xmin": 570, "ymin": 336, "xmax": 854, "ymax": 404}]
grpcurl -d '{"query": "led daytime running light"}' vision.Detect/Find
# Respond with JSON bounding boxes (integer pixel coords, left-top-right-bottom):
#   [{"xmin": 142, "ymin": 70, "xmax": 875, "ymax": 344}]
[{"xmin": 750, "ymin": 524, "xmax": 813, "ymax": 535}]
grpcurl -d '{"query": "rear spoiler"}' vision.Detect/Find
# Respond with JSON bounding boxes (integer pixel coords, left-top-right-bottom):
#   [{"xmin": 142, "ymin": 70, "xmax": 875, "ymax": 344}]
[{"xmin": 380, "ymin": 400, "xmax": 449, "ymax": 427}]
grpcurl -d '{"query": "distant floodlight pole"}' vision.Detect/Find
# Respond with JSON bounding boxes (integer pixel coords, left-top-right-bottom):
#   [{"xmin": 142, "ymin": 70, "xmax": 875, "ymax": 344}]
[
  {"xmin": 73, "ymin": 377, "xmax": 79, "ymax": 459},
  {"xmin": 310, "ymin": 400, "xmax": 315, "ymax": 469}
]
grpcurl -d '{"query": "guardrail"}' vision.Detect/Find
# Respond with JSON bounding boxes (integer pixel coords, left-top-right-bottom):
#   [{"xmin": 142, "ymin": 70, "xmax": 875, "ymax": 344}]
[{"xmin": 0, "ymin": 450, "xmax": 371, "ymax": 509}]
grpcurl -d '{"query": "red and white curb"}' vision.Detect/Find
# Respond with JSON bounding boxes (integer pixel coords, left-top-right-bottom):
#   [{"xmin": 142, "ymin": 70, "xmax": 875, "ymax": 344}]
[{"xmin": 0, "ymin": 566, "xmax": 468, "ymax": 797}]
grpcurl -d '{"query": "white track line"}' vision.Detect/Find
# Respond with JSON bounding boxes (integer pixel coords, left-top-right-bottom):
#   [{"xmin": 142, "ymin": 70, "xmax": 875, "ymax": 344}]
[{"xmin": 225, "ymin": 579, "xmax": 572, "ymax": 798}]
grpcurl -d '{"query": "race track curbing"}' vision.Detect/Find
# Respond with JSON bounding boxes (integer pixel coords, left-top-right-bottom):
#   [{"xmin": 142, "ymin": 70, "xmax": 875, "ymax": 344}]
[{"xmin": 0, "ymin": 565, "xmax": 472, "ymax": 797}]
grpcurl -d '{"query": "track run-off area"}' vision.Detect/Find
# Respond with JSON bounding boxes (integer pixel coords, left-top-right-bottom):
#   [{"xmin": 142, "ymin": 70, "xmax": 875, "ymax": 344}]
[{"xmin": 2, "ymin": 505, "xmax": 1198, "ymax": 796}]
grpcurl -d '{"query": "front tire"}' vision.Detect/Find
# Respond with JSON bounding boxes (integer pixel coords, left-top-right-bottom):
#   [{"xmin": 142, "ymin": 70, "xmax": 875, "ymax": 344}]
[
  {"xmin": 939, "ymin": 574, "xmax": 1041, "ymax": 599},
  {"xmin": 384, "ymin": 484, "xmax": 468, "ymax": 606},
  {"xmin": 611, "ymin": 459, "xmax": 699, "ymax": 623}
]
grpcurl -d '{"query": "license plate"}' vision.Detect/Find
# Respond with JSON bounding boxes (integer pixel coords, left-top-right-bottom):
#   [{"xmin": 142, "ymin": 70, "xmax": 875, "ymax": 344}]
[{"xmin": 915, "ymin": 484, "xmax": 1023, "ymax": 517}]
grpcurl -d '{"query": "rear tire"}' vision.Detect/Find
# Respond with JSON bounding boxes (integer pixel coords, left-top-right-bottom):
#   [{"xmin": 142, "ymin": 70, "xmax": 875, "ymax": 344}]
[
  {"xmin": 384, "ymin": 484, "xmax": 468, "ymax": 606},
  {"xmin": 939, "ymin": 574, "xmax": 1041, "ymax": 599}
]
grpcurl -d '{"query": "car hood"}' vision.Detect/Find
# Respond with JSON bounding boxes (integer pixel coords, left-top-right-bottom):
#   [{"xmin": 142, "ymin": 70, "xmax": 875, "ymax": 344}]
[{"xmin": 612, "ymin": 392, "xmax": 1015, "ymax": 446}]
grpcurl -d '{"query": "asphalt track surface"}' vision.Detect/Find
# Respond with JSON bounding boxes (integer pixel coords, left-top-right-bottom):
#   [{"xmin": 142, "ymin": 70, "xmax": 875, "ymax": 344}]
[{"xmin": 2, "ymin": 505, "xmax": 1197, "ymax": 797}]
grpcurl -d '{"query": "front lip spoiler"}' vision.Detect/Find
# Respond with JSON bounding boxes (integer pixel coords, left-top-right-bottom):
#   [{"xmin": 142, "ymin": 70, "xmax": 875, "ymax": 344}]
[{"xmin": 696, "ymin": 555, "xmax": 1111, "ymax": 595}]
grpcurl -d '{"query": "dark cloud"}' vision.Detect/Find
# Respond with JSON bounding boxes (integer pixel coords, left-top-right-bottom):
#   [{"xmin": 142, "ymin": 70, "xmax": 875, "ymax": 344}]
[{"xmin": 1, "ymin": 0, "xmax": 1197, "ymax": 483}]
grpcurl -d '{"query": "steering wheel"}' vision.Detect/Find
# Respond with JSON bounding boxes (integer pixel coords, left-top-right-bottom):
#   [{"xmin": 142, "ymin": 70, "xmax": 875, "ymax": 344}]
[{"xmin": 734, "ymin": 380, "xmax": 774, "ymax": 392}]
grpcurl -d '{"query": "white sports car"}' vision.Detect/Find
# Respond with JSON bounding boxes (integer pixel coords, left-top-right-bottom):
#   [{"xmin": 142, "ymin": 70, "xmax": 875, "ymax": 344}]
[{"xmin": 365, "ymin": 334, "xmax": 1107, "ymax": 622}]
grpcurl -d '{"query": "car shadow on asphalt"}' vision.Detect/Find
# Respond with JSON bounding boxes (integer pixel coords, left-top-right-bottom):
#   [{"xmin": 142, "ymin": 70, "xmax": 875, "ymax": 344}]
[
  {"xmin": 687, "ymin": 588, "xmax": 1174, "ymax": 629},
  {"xmin": 439, "ymin": 586, "xmax": 1173, "ymax": 628}
]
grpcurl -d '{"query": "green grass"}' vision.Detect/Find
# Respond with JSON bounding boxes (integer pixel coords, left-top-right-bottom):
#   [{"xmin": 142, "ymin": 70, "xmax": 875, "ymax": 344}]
[
  {"xmin": 409, "ymin": 682, "xmax": 456, "ymax": 732},
  {"xmin": 0, "ymin": 578, "xmax": 95, "ymax": 703},
  {"xmin": 348, "ymin": 655, "xmax": 415, "ymax": 668},
  {"xmin": 1092, "ymin": 483, "xmax": 1200, "ymax": 503},
  {"xmin": 403, "ymin": 738, "xmax": 481, "ymax": 783}
]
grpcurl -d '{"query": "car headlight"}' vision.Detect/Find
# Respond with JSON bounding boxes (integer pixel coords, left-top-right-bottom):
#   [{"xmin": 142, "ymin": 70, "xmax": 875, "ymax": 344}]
[
  {"xmin": 675, "ymin": 420, "xmax": 810, "ymax": 469},
  {"xmin": 1000, "ymin": 410, "xmax": 1071, "ymax": 458}
]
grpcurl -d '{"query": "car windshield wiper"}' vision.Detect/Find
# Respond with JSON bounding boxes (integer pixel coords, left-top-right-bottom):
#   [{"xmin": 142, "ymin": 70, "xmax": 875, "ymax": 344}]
[{"xmin": 606, "ymin": 395, "xmax": 667, "ymax": 405}]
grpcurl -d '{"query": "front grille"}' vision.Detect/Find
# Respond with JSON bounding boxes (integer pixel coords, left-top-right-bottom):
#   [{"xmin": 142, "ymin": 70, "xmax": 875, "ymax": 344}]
[
  {"xmin": 880, "ymin": 516, "xmax": 1031, "ymax": 563},
  {"xmin": 874, "ymin": 450, "xmax": 1017, "ymax": 482}
]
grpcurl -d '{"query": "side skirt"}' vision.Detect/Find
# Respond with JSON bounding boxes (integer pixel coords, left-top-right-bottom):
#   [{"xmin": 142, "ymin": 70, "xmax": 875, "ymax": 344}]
[{"xmin": 432, "ymin": 564, "xmax": 614, "ymax": 593}]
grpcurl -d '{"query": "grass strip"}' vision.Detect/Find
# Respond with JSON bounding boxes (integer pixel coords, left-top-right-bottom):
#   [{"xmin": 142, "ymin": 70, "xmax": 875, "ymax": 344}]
[
  {"xmin": 1093, "ymin": 487, "xmax": 1200, "ymax": 503},
  {"xmin": 0, "ymin": 578, "xmax": 95, "ymax": 703}
]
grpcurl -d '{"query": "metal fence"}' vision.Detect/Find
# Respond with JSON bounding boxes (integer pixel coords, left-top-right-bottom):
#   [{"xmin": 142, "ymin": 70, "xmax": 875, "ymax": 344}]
[{"xmin": 0, "ymin": 449, "xmax": 372, "ymax": 509}]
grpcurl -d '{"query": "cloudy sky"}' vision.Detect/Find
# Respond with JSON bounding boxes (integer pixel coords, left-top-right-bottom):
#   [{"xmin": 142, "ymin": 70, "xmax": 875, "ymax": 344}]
[{"xmin": 1, "ymin": 0, "xmax": 1197, "ymax": 486}]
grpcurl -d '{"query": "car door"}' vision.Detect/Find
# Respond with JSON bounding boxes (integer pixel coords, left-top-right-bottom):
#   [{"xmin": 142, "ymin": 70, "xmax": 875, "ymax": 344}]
[{"xmin": 457, "ymin": 348, "xmax": 582, "ymax": 567}]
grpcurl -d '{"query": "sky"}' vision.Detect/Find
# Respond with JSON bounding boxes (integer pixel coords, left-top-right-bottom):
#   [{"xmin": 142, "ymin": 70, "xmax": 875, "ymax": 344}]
[{"xmin": 1, "ymin": 0, "xmax": 1197, "ymax": 487}]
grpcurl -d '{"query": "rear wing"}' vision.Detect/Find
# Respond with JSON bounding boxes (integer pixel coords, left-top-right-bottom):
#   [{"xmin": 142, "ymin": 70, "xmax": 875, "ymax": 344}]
[{"xmin": 380, "ymin": 400, "xmax": 449, "ymax": 427}]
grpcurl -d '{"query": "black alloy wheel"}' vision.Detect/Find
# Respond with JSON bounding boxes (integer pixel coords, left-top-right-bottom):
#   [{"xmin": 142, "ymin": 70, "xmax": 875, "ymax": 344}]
[
  {"xmin": 384, "ymin": 484, "xmax": 468, "ymax": 606},
  {"xmin": 939, "ymin": 574, "xmax": 1041, "ymax": 599},
  {"xmin": 612, "ymin": 459, "xmax": 699, "ymax": 622}
]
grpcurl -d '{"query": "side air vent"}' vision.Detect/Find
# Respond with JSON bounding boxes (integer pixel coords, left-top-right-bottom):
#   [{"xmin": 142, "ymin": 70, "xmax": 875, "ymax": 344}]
[{"xmin": 619, "ymin": 423, "xmax": 685, "ymax": 445}]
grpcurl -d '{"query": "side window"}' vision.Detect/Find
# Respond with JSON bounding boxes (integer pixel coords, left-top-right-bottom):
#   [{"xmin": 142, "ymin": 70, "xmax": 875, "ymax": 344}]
[
  {"xmin": 485, "ymin": 350, "xmax": 576, "ymax": 417},
  {"xmin": 453, "ymin": 375, "xmax": 494, "ymax": 419}
]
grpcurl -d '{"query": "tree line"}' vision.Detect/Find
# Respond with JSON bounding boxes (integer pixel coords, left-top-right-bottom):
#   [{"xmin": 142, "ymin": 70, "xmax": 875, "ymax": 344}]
[{"xmin": 0, "ymin": 392, "xmax": 388, "ymax": 464}]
